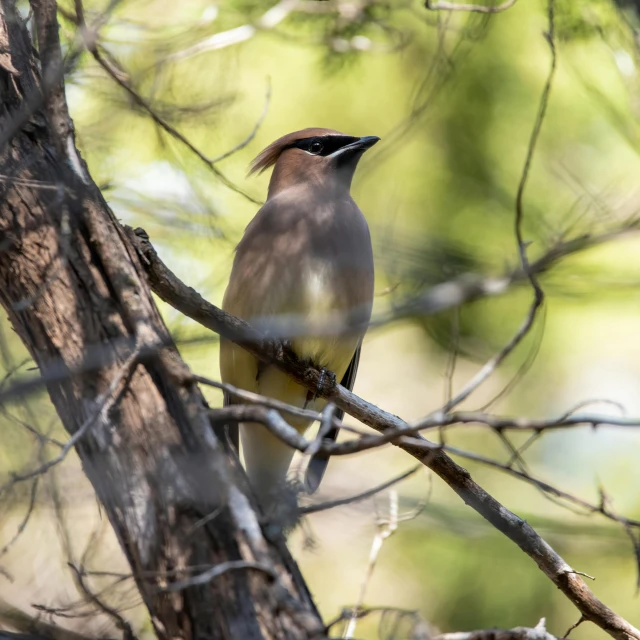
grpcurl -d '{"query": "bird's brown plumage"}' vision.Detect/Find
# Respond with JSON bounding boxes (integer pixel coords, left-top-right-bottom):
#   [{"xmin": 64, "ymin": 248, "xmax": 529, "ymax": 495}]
[{"xmin": 220, "ymin": 128, "xmax": 378, "ymax": 509}]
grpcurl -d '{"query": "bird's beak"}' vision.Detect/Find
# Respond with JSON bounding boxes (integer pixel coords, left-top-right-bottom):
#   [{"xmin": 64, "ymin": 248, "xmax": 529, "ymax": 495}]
[
  {"xmin": 329, "ymin": 135, "xmax": 380, "ymax": 159},
  {"xmin": 353, "ymin": 135, "xmax": 381, "ymax": 150}
]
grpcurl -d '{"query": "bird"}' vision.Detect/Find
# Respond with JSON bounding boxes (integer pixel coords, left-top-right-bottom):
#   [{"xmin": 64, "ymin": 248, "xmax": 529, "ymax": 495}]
[{"xmin": 220, "ymin": 127, "xmax": 378, "ymax": 512}]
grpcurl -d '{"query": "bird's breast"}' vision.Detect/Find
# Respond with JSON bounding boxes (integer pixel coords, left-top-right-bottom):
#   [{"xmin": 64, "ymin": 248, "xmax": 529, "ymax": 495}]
[
  {"xmin": 290, "ymin": 260, "xmax": 351, "ymax": 368},
  {"xmin": 223, "ymin": 192, "xmax": 374, "ymax": 372}
]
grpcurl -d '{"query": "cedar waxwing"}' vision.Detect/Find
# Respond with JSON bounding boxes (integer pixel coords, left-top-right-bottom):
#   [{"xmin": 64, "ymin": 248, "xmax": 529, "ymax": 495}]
[{"xmin": 220, "ymin": 128, "xmax": 378, "ymax": 510}]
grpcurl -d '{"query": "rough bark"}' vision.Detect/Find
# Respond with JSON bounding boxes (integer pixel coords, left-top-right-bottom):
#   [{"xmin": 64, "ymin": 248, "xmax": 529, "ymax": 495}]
[{"xmin": 0, "ymin": 2, "xmax": 323, "ymax": 638}]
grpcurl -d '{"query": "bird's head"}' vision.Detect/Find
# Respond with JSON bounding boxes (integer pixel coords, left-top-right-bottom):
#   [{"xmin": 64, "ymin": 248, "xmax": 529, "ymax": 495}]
[{"xmin": 249, "ymin": 128, "xmax": 380, "ymax": 199}]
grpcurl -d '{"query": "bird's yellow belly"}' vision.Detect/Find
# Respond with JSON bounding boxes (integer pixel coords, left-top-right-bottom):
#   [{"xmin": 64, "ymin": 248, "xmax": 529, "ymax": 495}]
[
  {"xmin": 277, "ymin": 263, "xmax": 357, "ymax": 371},
  {"xmin": 220, "ymin": 257, "xmax": 364, "ymax": 497}
]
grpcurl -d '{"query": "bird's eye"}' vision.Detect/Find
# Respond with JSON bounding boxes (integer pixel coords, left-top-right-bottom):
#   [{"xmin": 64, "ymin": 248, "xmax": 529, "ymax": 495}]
[{"xmin": 309, "ymin": 140, "xmax": 324, "ymax": 155}]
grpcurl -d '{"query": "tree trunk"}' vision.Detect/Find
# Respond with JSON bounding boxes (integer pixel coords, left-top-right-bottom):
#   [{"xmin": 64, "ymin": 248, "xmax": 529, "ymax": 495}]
[{"xmin": 0, "ymin": 2, "xmax": 323, "ymax": 638}]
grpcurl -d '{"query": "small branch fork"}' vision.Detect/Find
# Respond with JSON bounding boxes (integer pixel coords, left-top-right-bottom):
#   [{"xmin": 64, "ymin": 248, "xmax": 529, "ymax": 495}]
[{"xmin": 206, "ymin": 396, "xmax": 640, "ymax": 529}]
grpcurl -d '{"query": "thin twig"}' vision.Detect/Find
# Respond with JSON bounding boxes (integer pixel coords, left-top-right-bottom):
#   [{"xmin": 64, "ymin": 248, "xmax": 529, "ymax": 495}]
[
  {"xmin": 209, "ymin": 404, "xmax": 309, "ymax": 452},
  {"xmin": 425, "ymin": 0, "xmax": 518, "ymax": 13},
  {"xmin": 0, "ymin": 478, "xmax": 39, "ymax": 560},
  {"xmin": 196, "ymin": 373, "xmax": 343, "ymax": 429},
  {"xmin": 1, "ymin": 407, "xmax": 65, "ymax": 447},
  {"xmin": 434, "ymin": 618, "xmax": 558, "ymax": 640},
  {"xmin": 321, "ymin": 410, "xmax": 640, "ymax": 459},
  {"xmin": 208, "ymin": 79, "xmax": 271, "ymax": 164},
  {"xmin": 344, "ymin": 491, "xmax": 399, "ymax": 639},
  {"xmin": 295, "ymin": 402, "xmax": 337, "ymax": 486},
  {"xmin": 166, "ymin": 0, "xmax": 299, "ymax": 63},
  {"xmin": 439, "ymin": 1, "xmax": 556, "ymax": 411},
  {"xmin": 563, "ymin": 616, "xmax": 586, "ymax": 639},
  {"xmin": 60, "ymin": 0, "xmax": 262, "ymax": 208},
  {"xmin": 301, "ymin": 465, "xmax": 421, "ymax": 515},
  {"xmin": 161, "ymin": 561, "xmax": 274, "ymax": 592},
  {"xmin": 2, "ymin": 342, "xmax": 140, "ymax": 490},
  {"xmin": 69, "ymin": 563, "xmax": 137, "ymax": 640}
]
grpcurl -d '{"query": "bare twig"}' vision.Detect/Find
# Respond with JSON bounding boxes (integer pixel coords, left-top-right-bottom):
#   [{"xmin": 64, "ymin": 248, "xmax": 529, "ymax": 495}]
[
  {"xmin": 0, "ymin": 479, "xmax": 38, "ymax": 565},
  {"xmin": 196, "ymin": 373, "xmax": 343, "ymax": 429},
  {"xmin": 434, "ymin": 618, "xmax": 558, "ymax": 640},
  {"xmin": 344, "ymin": 491, "xmax": 400, "ymax": 639},
  {"xmin": 300, "ymin": 465, "xmax": 421, "ymax": 515},
  {"xmin": 320, "ymin": 410, "xmax": 640, "ymax": 459},
  {"xmin": 63, "ymin": 0, "xmax": 261, "ymax": 204},
  {"xmin": 420, "ymin": 441, "xmax": 640, "ymax": 528},
  {"xmin": 563, "ymin": 616, "xmax": 586, "ymax": 639},
  {"xmin": 208, "ymin": 80, "xmax": 271, "ymax": 164},
  {"xmin": 161, "ymin": 561, "xmax": 274, "ymax": 592},
  {"xmin": 166, "ymin": 0, "xmax": 300, "ymax": 62},
  {"xmin": 443, "ymin": 0, "xmax": 555, "ymax": 411},
  {"xmin": 69, "ymin": 563, "xmax": 137, "ymax": 640},
  {"xmin": 90, "ymin": 46, "xmax": 261, "ymax": 204},
  {"xmin": 325, "ymin": 605, "xmax": 428, "ymax": 637},
  {"xmin": 1, "ymin": 408, "xmax": 65, "ymax": 448},
  {"xmin": 209, "ymin": 404, "xmax": 309, "ymax": 452},
  {"xmin": 304, "ymin": 402, "xmax": 337, "ymax": 461},
  {"xmin": 1, "ymin": 341, "xmax": 140, "ymax": 491},
  {"xmin": 295, "ymin": 402, "xmax": 337, "ymax": 485},
  {"xmin": 425, "ymin": 0, "xmax": 519, "ymax": 13},
  {"xmin": 0, "ymin": 597, "xmax": 96, "ymax": 640}
]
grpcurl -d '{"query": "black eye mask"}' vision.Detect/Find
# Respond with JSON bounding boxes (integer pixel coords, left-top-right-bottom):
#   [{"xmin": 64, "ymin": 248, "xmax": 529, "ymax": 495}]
[{"xmin": 292, "ymin": 135, "xmax": 359, "ymax": 157}]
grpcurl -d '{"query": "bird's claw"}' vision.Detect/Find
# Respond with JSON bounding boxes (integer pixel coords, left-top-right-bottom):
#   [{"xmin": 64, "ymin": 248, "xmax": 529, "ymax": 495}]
[
  {"xmin": 315, "ymin": 366, "xmax": 336, "ymax": 400},
  {"xmin": 265, "ymin": 337, "xmax": 292, "ymax": 361}
]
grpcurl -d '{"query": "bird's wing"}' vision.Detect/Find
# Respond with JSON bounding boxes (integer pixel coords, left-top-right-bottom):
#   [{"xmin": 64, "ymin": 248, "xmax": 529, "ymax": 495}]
[
  {"xmin": 304, "ymin": 342, "xmax": 362, "ymax": 494},
  {"xmin": 222, "ymin": 389, "xmax": 240, "ymax": 453}
]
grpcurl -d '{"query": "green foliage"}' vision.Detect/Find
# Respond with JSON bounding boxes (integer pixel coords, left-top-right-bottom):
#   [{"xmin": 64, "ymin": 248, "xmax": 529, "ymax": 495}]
[{"xmin": 555, "ymin": 0, "xmax": 622, "ymax": 42}]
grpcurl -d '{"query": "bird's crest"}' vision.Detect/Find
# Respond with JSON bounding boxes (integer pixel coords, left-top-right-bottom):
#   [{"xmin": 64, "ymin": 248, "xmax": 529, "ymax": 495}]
[{"xmin": 248, "ymin": 128, "xmax": 341, "ymax": 175}]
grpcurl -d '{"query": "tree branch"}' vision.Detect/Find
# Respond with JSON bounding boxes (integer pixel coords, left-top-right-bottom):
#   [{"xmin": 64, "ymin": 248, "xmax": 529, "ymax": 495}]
[
  {"xmin": 125, "ymin": 226, "xmax": 640, "ymax": 640},
  {"xmin": 433, "ymin": 618, "xmax": 557, "ymax": 640}
]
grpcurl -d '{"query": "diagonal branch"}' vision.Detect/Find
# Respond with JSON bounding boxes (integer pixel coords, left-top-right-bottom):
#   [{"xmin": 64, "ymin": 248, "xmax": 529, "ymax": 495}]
[{"xmin": 125, "ymin": 230, "xmax": 640, "ymax": 640}]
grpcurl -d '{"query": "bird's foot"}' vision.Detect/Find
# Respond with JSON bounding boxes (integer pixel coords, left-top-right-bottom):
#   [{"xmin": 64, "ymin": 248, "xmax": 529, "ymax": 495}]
[
  {"xmin": 315, "ymin": 366, "xmax": 336, "ymax": 400},
  {"xmin": 260, "ymin": 338, "xmax": 293, "ymax": 381},
  {"xmin": 303, "ymin": 366, "xmax": 336, "ymax": 408},
  {"xmin": 265, "ymin": 337, "xmax": 292, "ymax": 361}
]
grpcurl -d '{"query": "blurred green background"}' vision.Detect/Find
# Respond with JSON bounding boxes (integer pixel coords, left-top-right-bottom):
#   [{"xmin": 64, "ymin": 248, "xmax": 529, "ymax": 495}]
[{"xmin": 2, "ymin": 0, "xmax": 640, "ymax": 637}]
